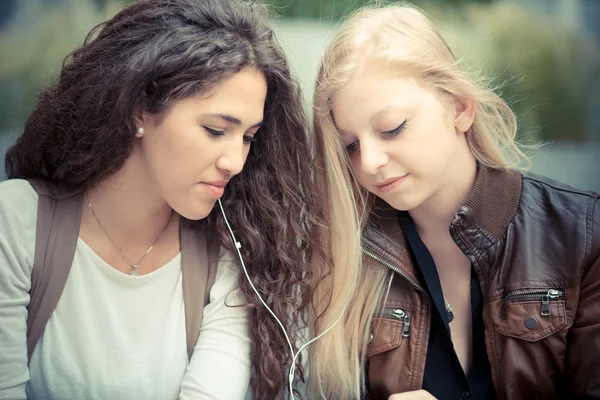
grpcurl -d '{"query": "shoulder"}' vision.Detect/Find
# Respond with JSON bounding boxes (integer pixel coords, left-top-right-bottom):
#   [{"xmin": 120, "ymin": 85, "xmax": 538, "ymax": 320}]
[
  {"xmin": 0, "ymin": 179, "xmax": 38, "ymax": 236},
  {"xmin": 520, "ymin": 170, "xmax": 599, "ymax": 203},
  {"xmin": 209, "ymin": 247, "xmax": 246, "ymax": 304},
  {"xmin": 0, "ymin": 179, "xmax": 38, "ymax": 276},
  {"xmin": 201, "ymin": 246, "xmax": 249, "ymax": 329},
  {"xmin": 518, "ymin": 171, "xmax": 598, "ymax": 223},
  {"xmin": 0, "ymin": 179, "xmax": 36, "ymax": 400},
  {"xmin": 0, "ymin": 178, "xmax": 38, "ymax": 208},
  {"xmin": 516, "ymin": 171, "xmax": 599, "ymax": 270}
]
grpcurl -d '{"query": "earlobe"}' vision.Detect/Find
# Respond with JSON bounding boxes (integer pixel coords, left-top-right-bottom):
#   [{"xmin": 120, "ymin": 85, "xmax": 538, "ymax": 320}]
[
  {"xmin": 133, "ymin": 103, "xmax": 153, "ymax": 137},
  {"xmin": 133, "ymin": 107, "xmax": 146, "ymax": 137},
  {"xmin": 454, "ymin": 98, "xmax": 476, "ymax": 133}
]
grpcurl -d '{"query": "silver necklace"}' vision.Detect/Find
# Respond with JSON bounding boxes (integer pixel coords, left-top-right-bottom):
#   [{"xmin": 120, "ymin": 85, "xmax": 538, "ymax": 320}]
[
  {"xmin": 442, "ymin": 264, "xmax": 472, "ymax": 324},
  {"xmin": 86, "ymin": 191, "xmax": 173, "ymax": 276}
]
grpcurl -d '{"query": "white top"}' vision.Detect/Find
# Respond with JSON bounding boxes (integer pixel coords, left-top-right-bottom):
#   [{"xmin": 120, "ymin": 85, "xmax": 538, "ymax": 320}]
[{"xmin": 0, "ymin": 179, "xmax": 251, "ymax": 400}]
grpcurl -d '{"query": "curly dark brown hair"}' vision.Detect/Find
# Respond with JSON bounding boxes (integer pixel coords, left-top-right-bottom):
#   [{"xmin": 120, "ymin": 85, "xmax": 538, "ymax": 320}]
[{"xmin": 5, "ymin": 0, "xmax": 327, "ymax": 397}]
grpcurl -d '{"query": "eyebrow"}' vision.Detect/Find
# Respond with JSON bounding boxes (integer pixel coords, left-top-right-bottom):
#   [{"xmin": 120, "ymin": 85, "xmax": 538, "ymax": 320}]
[
  {"xmin": 337, "ymin": 127, "xmax": 353, "ymax": 136},
  {"xmin": 334, "ymin": 104, "xmax": 409, "ymax": 135},
  {"xmin": 371, "ymin": 105, "xmax": 404, "ymax": 123},
  {"xmin": 205, "ymin": 113, "xmax": 263, "ymax": 128}
]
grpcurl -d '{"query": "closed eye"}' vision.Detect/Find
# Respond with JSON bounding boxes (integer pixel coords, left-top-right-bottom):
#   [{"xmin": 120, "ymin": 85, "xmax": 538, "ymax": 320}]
[
  {"xmin": 204, "ymin": 126, "xmax": 225, "ymax": 136},
  {"xmin": 383, "ymin": 119, "xmax": 408, "ymax": 137},
  {"xmin": 345, "ymin": 140, "xmax": 359, "ymax": 153}
]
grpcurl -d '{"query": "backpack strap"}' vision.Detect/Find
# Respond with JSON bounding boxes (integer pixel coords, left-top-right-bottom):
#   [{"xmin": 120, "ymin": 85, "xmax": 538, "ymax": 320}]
[
  {"xmin": 26, "ymin": 178, "xmax": 83, "ymax": 363},
  {"xmin": 180, "ymin": 220, "xmax": 219, "ymax": 359},
  {"xmin": 26, "ymin": 177, "xmax": 219, "ymax": 363}
]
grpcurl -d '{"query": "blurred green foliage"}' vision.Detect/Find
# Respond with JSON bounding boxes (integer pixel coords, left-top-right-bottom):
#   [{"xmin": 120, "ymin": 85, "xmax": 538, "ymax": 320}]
[
  {"xmin": 0, "ymin": 0, "xmax": 597, "ymax": 142},
  {"xmin": 0, "ymin": 1, "xmax": 121, "ymax": 129},
  {"xmin": 120, "ymin": 0, "xmax": 493, "ymax": 19},
  {"xmin": 435, "ymin": 1, "xmax": 598, "ymax": 141},
  {"xmin": 262, "ymin": 0, "xmax": 492, "ymax": 20}
]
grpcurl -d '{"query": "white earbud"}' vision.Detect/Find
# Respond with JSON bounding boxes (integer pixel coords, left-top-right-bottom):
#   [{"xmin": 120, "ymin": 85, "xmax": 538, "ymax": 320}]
[{"xmin": 217, "ymin": 199, "xmax": 345, "ymax": 399}]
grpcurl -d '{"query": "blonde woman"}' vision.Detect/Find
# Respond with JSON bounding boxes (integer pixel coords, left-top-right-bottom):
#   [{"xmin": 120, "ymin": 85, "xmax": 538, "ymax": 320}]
[{"xmin": 309, "ymin": 4, "xmax": 600, "ymax": 400}]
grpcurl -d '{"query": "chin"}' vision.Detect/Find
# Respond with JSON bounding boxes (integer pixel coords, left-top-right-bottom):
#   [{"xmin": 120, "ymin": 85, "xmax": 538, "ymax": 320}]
[
  {"xmin": 382, "ymin": 193, "xmax": 424, "ymax": 212},
  {"xmin": 190, "ymin": 207, "xmax": 215, "ymax": 221},
  {"xmin": 175, "ymin": 201, "xmax": 216, "ymax": 221}
]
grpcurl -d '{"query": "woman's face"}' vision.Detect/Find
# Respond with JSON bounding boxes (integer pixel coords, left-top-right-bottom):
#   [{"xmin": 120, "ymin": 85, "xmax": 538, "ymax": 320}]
[
  {"xmin": 331, "ymin": 65, "xmax": 473, "ymax": 212},
  {"xmin": 137, "ymin": 67, "xmax": 267, "ymax": 220}
]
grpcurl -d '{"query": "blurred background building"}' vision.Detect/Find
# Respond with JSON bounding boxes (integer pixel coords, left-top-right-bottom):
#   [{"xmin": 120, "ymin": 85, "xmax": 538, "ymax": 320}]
[{"xmin": 1, "ymin": 0, "xmax": 599, "ymax": 190}]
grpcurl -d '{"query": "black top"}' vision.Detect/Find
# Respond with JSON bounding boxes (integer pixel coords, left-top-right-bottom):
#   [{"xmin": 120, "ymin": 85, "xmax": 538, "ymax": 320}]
[{"xmin": 398, "ymin": 212, "xmax": 497, "ymax": 400}]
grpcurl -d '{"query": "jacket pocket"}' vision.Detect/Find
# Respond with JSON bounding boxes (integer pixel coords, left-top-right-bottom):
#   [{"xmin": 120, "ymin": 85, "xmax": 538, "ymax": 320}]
[
  {"xmin": 494, "ymin": 288, "xmax": 568, "ymax": 342},
  {"xmin": 366, "ymin": 308, "xmax": 411, "ymax": 357}
]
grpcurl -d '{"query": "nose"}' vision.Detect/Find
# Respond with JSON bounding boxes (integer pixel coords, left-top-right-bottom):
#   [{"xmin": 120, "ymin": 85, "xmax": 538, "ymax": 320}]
[
  {"xmin": 216, "ymin": 138, "xmax": 247, "ymax": 177},
  {"xmin": 359, "ymin": 138, "xmax": 389, "ymax": 175}
]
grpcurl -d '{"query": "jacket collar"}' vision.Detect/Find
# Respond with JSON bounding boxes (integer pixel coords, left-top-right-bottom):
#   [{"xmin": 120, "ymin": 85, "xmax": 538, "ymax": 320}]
[
  {"xmin": 362, "ymin": 165, "xmax": 523, "ymax": 274},
  {"xmin": 459, "ymin": 165, "xmax": 522, "ymax": 242}
]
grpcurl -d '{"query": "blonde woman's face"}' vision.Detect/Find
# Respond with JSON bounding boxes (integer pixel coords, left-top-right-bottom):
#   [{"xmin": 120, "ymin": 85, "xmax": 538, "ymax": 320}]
[{"xmin": 332, "ymin": 66, "xmax": 469, "ymax": 211}]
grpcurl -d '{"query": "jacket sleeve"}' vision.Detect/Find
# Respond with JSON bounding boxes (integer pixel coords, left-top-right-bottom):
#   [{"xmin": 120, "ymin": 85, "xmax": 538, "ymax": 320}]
[
  {"xmin": 565, "ymin": 197, "xmax": 600, "ymax": 399},
  {"xmin": 0, "ymin": 180, "xmax": 38, "ymax": 400}
]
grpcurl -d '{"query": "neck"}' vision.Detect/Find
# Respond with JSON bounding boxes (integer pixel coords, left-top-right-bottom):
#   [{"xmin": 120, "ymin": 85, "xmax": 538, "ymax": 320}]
[
  {"xmin": 85, "ymin": 149, "xmax": 176, "ymax": 246},
  {"xmin": 409, "ymin": 141, "xmax": 477, "ymax": 238}
]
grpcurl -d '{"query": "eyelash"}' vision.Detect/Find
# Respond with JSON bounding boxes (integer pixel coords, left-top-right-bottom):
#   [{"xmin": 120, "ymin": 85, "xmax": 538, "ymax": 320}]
[
  {"xmin": 204, "ymin": 127, "xmax": 224, "ymax": 136},
  {"xmin": 344, "ymin": 119, "xmax": 408, "ymax": 153},
  {"xmin": 204, "ymin": 127, "xmax": 257, "ymax": 145},
  {"xmin": 346, "ymin": 141, "xmax": 359, "ymax": 153},
  {"xmin": 384, "ymin": 119, "xmax": 408, "ymax": 137}
]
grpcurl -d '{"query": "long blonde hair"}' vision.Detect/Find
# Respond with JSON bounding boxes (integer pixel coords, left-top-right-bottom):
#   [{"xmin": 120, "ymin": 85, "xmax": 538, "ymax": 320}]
[{"xmin": 309, "ymin": 3, "xmax": 529, "ymax": 399}]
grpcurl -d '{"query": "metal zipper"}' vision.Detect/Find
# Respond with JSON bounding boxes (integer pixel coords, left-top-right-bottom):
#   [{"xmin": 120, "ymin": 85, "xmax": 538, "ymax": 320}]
[
  {"xmin": 379, "ymin": 308, "xmax": 412, "ymax": 338},
  {"xmin": 504, "ymin": 289, "xmax": 564, "ymax": 317},
  {"xmin": 361, "ymin": 247, "xmax": 425, "ymax": 293},
  {"xmin": 361, "ymin": 246, "xmax": 426, "ymax": 340}
]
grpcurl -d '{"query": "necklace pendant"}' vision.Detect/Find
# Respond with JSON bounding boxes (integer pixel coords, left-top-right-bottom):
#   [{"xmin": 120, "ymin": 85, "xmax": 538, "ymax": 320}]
[
  {"xmin": 87, "ymin": 192, "xmax": 173, "ymax": 279},
  {"xmin": 446, "ymin": 304, "xmax": 454, "ymax": 323}
]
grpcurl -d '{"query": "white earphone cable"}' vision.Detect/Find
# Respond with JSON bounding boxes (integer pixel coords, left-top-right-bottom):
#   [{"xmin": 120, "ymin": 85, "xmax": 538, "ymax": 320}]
[{"xmin": 217, "ymin": 199, "xmax": 345, "ymax": 399}]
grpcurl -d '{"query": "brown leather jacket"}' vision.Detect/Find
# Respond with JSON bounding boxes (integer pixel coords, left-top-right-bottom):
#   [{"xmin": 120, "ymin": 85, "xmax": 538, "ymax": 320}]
[{"xmin": 362, "ymin": 166, "xmax": 600, "ymax": 400}]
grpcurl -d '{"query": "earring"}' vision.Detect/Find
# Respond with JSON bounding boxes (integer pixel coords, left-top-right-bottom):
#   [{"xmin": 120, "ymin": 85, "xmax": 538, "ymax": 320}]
[{"xmin": 136, "ymin": 126, "xmax": 144, "ymax": 137}]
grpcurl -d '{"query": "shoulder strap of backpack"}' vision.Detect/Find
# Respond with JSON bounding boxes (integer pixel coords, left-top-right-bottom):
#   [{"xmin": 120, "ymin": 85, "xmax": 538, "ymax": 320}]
[
  {"xmin": 26, "ymin": 179, "xmax": 219, "ymax": 363},
  {"xmin": 180, "ymin": 220, "xmax": 219, "ymax": 359},
  {"xmin": 26, "ymin": 178, "xmax": 83, "ymax": 363}
]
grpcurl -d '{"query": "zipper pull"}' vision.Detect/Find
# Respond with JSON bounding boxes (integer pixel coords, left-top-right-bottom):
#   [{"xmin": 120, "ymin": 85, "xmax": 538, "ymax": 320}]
[
  {"xmin": 387, "ymin": 309, "xmax": 411, "ymax": 338},
  {"xmin": 547, "ymin": 289, "xmax": 561, "ymax": 299},
  {"xmin": 541, "ymin": 295, "xmax": 550, "ymax": 316},
  {"xmin": 541, "ymin": 289, "xmax": 562, "ymax": 316},
  {"xmin": 402, "ymin": 314, "xmax": 411, "ymax": 338}
]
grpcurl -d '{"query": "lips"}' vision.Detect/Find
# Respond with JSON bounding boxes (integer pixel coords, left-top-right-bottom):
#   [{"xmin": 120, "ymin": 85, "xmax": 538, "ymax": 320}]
[
  {"xmin": 375, "ymin": 174, "xmax": 408, "ymax": 194},
  {"xmin": 202, "ymin": 180, "xmax": 228, "ymax": 199},
  {"xmin": 203, "ymin": 180, "xmax": 228, "ymax": 188}
]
